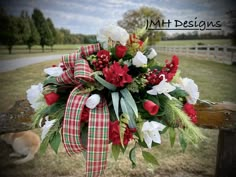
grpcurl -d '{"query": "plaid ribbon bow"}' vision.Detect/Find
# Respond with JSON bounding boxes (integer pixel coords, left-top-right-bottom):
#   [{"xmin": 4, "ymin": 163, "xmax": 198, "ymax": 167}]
[{"xmin": 57, "ymin": 44, "xmax": 110, "ymax": 177}]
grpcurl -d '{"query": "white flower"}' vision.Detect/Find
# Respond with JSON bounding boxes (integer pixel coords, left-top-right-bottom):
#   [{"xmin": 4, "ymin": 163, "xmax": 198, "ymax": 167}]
[
  {"xmin": 86, "ymin": 94, "xmax": 101, "ymax": 109},
  {"xmin": 147, "ymin": 48, "xmax": 157, "ymax": 59},
  {"xmin": 41, "ymin": 116, "xmax": 56, "ymax": 141},
  {"xmin": 142, "ymin": 121, "xmax": 166, "ymax": 148},
  {"xmin": 132, "ymin": 51, "xmax": 148, "ymax": 67},
  {"xmin": 26, "ymin": 83, "xmax": 45, "ymax": 110},
  {"xmin": 147, "ymin": 74, "xmax": 176, "ymax": 100},
  {"xmin": 97, "ymin": 25, "xmax": 129, "ymax": 48},
  {"xmin": 179, "ymin": 78, "xmax": 199, "ymax": 104},
  {"xmin": 44, "ymin": 66, "xmax": 63, "ymax": 77}
]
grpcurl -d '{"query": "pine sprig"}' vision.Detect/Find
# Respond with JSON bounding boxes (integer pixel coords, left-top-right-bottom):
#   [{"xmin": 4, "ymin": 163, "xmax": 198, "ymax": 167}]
[
  {"xmin": 119, "ymin": 114, "xmax": 129, "ymax": 147},
  {"xmin": 164, "ymin": 99, "xmax": 205, "ymax": 144}
]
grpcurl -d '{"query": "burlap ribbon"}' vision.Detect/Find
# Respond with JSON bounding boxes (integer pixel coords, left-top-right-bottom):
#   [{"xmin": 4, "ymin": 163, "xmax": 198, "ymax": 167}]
[{"xmin": 57, "ymin": 44, "xmax": 110, "ymax": 177}]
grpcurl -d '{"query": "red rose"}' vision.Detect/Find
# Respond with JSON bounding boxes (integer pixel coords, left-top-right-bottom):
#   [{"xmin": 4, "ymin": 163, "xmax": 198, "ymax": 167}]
[
  {"xmin": 115, "ymin": 45, "xmax": 127, "ymax": 58},
  {"xmin": 109, "ymin": 120, "xmax": 136, "ymax": 146},
  {"xmin": 143, "ymin": 100, "xmax": 159, "ymax": 115},
  {"xmin": 183, "ymin": 103, "xmax": 198, "ymax": 124},
  {"xmin": 103, "ymin": 62, "xmax": 132, "ymax": 87},
  {"xmin": 44, "ymin": 92, "xmax": 60, "ymax": 105}
]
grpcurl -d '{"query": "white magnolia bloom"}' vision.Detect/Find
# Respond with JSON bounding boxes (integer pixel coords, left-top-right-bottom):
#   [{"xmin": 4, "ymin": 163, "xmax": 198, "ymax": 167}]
[
  {"xmin": 147, "ymin": 48, "xmax": 157, "ymax": 59},
  {"xmin": 97, "ymin": 25, "xmax": 129, "ymax": 48},
  {"xmin": 26, "ymin": 83, "xmax": 45, "ymax": 110},
  {"xmin": 86, "ymin": 94, "xmax": 101, "ymax": 109},
  {"xmin": 179, "ymin": 78, "xmax": 199, "ymax": 104},
  {"xmin": 147, "ymin": 74, "xmax": 176, "ymax": 100},
  {"xmin": 44, "ymin": 66, "xmax": 63, "ymax": 77},
  {"xmin": 41, "ymin": 116, "xmax": 56, "ymax": 141},
  {"xmin": 132, "ymin": 51, "xmax": 148, "ymax": 67},
  {"xmin": 142, "ymin": 121, "xmax": 166, "ymax": 149}
]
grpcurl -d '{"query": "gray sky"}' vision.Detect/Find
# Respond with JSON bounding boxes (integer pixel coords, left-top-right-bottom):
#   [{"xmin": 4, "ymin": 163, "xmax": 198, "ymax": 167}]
[{"xmin": 0, "ymin": 0, "xmax": 235, "ymax": 35}]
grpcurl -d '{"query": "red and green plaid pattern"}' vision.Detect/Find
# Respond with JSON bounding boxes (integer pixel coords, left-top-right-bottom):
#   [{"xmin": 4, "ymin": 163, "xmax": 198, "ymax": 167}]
[{"xmin": 57, "ymin": 44, "xmax": 109, "ymax": 176}]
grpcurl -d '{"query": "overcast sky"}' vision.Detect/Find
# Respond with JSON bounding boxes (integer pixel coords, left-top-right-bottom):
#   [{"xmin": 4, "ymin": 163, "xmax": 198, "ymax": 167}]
[{"xmin": 0, "ymin": 0, "xmax": 235, "ymax": 35}]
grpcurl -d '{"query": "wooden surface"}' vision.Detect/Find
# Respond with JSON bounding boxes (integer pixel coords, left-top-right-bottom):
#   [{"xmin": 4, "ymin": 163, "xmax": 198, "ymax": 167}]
[
  {"xmin": 215, "ymin": 129, "xmax": 236, "ymax": 177},
  {"xmin": 195, "ymin": 101, "xmax": 236, "ymax": 130}
]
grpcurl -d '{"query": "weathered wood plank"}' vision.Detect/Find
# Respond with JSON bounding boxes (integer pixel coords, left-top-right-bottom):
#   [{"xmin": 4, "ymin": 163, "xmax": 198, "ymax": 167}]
[
  {"xmin": 195, "ymin": 101, "xmax": 236, "ymax": 130},
  {"xmin": 215, "ymin": 129, "xmax": 236, "ymax": 177}
]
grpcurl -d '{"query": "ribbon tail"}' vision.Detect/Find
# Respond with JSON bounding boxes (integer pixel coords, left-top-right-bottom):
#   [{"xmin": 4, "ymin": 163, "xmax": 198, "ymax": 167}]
[
  {"xmin": 62, "ymin": 87, "xmax": 89, "ymax": 155},
  {"xmin": 86, "ymin": 98, "xmax": 110, "ymax": 177}
]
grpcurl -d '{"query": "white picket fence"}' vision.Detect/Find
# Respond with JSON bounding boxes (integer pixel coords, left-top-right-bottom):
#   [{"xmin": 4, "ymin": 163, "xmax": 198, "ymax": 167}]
[{"xmin": 155, "ymin": 45, "xmax": 236, "ymax": 65}]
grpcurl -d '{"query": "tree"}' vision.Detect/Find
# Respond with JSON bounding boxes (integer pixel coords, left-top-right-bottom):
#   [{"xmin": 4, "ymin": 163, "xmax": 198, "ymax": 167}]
[
  {"xmin": 47, "ymin": 18, "xmax": 57, "ymax": 51},
  {"xmin": 226, "ymin": 10, "xmax": 236, "ymax": 45},
  {"xmin": 32, "ymin": 8, "xmax": 53, "ymax": 52},
  {"xmin": 0, "ymin": 9, "xmax": 20, "ymax": 54},
  {"xmin": 19, "ymin": 10, "xmax": 40, "ymax": 52},
  {"xmin": 118, "ymin": 6, "xmax": 165, "ymax": 44}
]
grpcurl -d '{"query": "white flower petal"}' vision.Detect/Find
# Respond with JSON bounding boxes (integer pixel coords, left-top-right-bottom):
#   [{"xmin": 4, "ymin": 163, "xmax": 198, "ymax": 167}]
[
  {"xmin": 132, "ymin": 51, "xmax": 147, "ymax": 67},
  {"xmin": 44, "ymin": 67, "xmax": 63, "ymax": 77},
  {"xmin": 97, "ymin": 25, "xmax": 129, "ymax": 48},
  {"xmin": 41, "ymin": 117, "xmax": 56, "ymax": 141},
  {"xmin": 86, "ymin": 94, "xmax": 101, "ymax": 109},
  {"xmin": 149, "ymin": 131, "xmax": 161, "ymax": 144},
  {"xmin": 143, "ymin": 132, "xmax": 153, "ymax": 149},
  {"xmin": 180, "ymin": 78, "xmax": 199, "ymax": 104},
  {"xmin": 147, "ymin": 48, "xmax": 157, "ymax": 59},
  {"xmin": 142, "ymin": 121, "xmax": 166, "ymax": 148},
  {"xmin": 26, "ymin": 83, "xmax": 45, "ymax": 110}
]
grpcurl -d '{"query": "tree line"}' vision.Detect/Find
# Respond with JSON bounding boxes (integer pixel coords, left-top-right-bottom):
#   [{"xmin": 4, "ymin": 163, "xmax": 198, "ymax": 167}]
[{"xmin": 0, "ymin": 8, "xmax": 96, "ymax": 54}]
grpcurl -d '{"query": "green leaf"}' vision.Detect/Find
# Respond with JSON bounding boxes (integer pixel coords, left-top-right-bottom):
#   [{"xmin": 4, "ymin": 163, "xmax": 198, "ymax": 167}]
[
  {"xmin": 94, "ymin": 74, "xmax": 116, "ymax": 91},
  {"xmin": 170, "ymin": 87, "xmax": 188, "ymax": 98},
  {"xmin": 136, "ymin": 115, "xmax": 144, "ymax": 142},
  {"xmin": 142, "ymin": 151, "xmax": 159, "ymax": 165},
  {"xmin": 169, "ymin": 127, "xmax": 176, "ymax": 147},
  {"xmin": 50, "ymin": 131, "xmax": 61, "ymax": 154},
  {"xmin": 112, "ymin": 144, "xmax": 120, "ymax": 161},
  {"xmin": 179, "ymin": 131, "xmax": 187, "ymax": 152},
  {"xmin": 111, "ymin": 92, "xmax": 120, "ymax": 120},
  {"xmin": 120, "ymin": 88, "xmax": 138, "ymax": 118},
  {"xmin": 129, "ymin": 146, "xmax": 136, "ymax": 168},
  {"xmin": 120, "ymin": 97, "xmax": 136, "ymax": 128},
  {"xmin": 43, "ymin": 76, "xmax": 61, "ymax": 86}
]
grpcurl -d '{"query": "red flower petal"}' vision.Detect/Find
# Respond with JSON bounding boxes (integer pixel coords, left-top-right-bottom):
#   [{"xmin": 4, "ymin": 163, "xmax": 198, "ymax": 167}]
[{"xmin": 143, "ymin": 100, "xmax": 159, "ymax": 115}]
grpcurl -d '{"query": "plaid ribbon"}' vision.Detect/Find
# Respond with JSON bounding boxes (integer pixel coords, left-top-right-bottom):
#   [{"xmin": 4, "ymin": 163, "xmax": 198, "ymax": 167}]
[{"xmin": 57, "ymin": 44, "xmax": 110, "ymax": 177}]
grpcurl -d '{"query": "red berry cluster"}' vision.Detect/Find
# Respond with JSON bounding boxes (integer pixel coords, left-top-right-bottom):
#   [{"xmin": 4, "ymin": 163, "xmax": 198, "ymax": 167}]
[
  {"xmin": 146, "ymin": 69, "xmax": 162, "ymax": 85},
  {"xmin": 92, "ymin": 50, "xmax": 110, "ymax": 71}
]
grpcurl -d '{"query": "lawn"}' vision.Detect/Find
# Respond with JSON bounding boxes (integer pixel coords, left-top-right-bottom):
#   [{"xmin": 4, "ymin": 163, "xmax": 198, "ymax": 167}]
[
  {"xmin": 158, "ymin": 39, "xmax": 231, "ymax": 46},
  {"xmin": 0, "ymin": 53, "xmax": 235, "ymax": 177},
  {"xmin": 0, "ymin": 44, "xmax": 82, "ymax": 60}
]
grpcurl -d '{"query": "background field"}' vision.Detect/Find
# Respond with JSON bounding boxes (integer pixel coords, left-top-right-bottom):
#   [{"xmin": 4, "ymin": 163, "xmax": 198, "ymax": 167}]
[
  {"xmin": 0, "ymin": 39, "xmax": 232, "ymax": 60},
  {"xmin": 0, "ymin": 52, "xmax": 235, "ymax": 177}
]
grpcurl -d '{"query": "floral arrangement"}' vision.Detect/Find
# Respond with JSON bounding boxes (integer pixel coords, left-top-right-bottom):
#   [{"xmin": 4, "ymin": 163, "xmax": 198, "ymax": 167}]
[{"xmin": 27, "ymin": 25, "xmax": 204, "ymax": 176}]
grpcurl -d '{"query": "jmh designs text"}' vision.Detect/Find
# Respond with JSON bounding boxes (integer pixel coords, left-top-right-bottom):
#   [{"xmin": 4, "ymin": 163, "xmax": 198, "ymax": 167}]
[{"xmin": 146, "ymin": 17, "xmax": 222, "ymax": 31}]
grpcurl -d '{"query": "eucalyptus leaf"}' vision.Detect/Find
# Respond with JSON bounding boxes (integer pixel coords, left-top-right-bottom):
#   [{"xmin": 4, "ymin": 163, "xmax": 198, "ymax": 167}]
[
  {"xmin": 94, "ymin": 74, "xmax": 116, "ymax": 91},
  {"xmin": 111, "ymin": 92, "xmax": 120, "ymax": 120},
  {"xmin": 120, "ymin": 88, "xmax": 138, "ymax": 118}
]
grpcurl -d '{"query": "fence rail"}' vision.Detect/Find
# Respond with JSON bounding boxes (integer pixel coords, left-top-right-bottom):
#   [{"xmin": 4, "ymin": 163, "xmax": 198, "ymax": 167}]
[{"xmin": 155, "ymin": 45, "xmax": 236, "ymax": 65}]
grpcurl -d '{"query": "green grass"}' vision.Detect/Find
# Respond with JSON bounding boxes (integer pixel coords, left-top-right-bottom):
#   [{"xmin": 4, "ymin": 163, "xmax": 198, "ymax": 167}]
[
  {"xmin": 158, "ymin": 39, "xmax": 231, "ymax": 46},
  {"xmin": 0, "ymin": 44, "xmax": 82, "ymax": 60},
  {"xmin": 0, "ymin": 53, "xmax": 235, "ymax": 176}
]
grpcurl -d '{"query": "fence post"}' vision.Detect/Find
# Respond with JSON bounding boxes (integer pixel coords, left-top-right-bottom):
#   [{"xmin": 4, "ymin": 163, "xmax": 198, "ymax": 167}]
[
  {"xmin": 215, "ymin": 129, "xmax": 236, "ymax": 177},
  {"xmin": 206, "ymin": 45, "xmax": 210, "ymax": 60}
]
